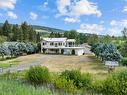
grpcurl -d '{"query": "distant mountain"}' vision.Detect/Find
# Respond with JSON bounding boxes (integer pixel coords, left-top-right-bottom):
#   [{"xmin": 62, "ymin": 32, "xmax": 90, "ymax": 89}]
[
  {"xmin": 0, "ymin": 23, "xmax": 66, "ymax": 33},
  {"xmin": 32, "ymin": 25, "xmax": 66, "ymax": 33}
]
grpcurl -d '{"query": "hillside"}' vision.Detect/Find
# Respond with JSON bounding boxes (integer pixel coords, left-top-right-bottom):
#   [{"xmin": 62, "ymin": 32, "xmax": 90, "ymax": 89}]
[
  {"xmin": 0, "ymin": 23, "xmax": 66, "ymax": 33},
  {"xmin": 32, "ymin": 25, "xmax": 66, "ymax": 33}
]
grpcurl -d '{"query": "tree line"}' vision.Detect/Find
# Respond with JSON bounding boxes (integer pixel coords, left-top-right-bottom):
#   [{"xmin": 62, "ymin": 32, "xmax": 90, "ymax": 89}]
[
  {"xmin": 49, "ymin": 30, "xmax": 113, "ymax": 45},
  {"xmin": 0, "ymin": 20, "xmax": 40, "ymax": 43},
  {"xmin": 0, "ymin": 42, "xmax": 38, "ymax": 59}
]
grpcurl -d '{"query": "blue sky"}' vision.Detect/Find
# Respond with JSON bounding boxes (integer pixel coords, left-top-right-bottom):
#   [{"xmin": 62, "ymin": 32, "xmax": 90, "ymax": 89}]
[{"xmin": 0, "ymin": 0, "xmax": 127, "ymax": 36}]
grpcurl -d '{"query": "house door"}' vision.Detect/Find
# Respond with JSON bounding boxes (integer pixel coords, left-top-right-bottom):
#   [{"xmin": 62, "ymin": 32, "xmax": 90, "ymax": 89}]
[
  {"xmin": 61, "ymin": 49, "xmax": 64, "ymax": 54},
  {"xmin": 71, "ymin": 49, "xmax": 75, "ymax": 55}
]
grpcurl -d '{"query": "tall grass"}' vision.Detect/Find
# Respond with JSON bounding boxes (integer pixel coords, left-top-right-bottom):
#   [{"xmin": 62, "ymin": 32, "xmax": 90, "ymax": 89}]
[{"xmin": 0, "ymin": 79, "xmax": 57, "ymax": 95}]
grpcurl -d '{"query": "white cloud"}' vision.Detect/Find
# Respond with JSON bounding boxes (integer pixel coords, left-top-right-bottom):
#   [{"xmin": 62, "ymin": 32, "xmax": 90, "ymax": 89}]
[
  {"xmin": 30, "ymin": 12, "xmax": 38, "ymax": 20},
  {"xmin": 7, "ymin": 11, "xmax": 17, "ymax": 19},
  {"xmin": 108, "ymin": 20, "xmax": 127, "ymax": 36},
  {"xmin": 110, "ymin": 20, "xmax": 127, "ymax": 27},
  {"xmin": 0, "ymin": 0, "xmax": 17, "ymax": 10},
  {"xmin": 122, "ymin": 6, "xmax": 127, "ymax": 13},
  {"xmin": 64, "ymin": 17, "xmax": 80, "ymax": 23},
  {"xmin": 43, "ymin": 1, "xmax": 48, "ymax": 8},
  {"xmin": 56, "ymin": 0, "xmax": 102, "ymax": 23},
  {"xmin": 38, "ymin": 0, "xmax": 49, "ymax": 11},
  {"xmin": 77, "ymin": 23, "xmax": 105, "ymax": 34}
]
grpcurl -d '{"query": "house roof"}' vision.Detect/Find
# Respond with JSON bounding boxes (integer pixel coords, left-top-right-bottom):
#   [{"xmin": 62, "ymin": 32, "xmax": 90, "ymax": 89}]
[
  {"xmin": 67, "ymin": 39, "xmax": 75, "ymax": 42},
  {"xmin": 43, "ymin": 38, "xmax": 67, "ymax": 42},
  {"xmin": 42, "ymin": 38, "xmax": 76, "ymax": 42}
]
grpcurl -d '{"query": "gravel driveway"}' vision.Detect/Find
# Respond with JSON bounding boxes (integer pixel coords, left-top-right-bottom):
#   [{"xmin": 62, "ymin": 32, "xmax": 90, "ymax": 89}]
[{"xmin": 0, "ymin": 54, "xmax": 52, "ymax": 74}]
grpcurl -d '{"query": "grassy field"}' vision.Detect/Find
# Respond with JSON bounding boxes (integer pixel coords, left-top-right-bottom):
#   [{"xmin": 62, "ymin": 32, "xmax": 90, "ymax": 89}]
[
  {"xmin": 0, "ymin": 54, "xmax": 125, "ymax": 80},
  {"xmin": 41, "ymin": 54, "xmax": 108, "ymax": 80},
  {"xmin": 0, "ymin": 54, "xmax": 127, "ymax": 95},
  {"xmin": 0, "ymin": 79, "xmax": 57, "ymax": 95},
  {"xmin": 41, "ymin": 55, "xmax": 106, "ymax": 73},
  {"xmin": 0, "ymin": 54, "xmax": 43, "ymax": 68}
]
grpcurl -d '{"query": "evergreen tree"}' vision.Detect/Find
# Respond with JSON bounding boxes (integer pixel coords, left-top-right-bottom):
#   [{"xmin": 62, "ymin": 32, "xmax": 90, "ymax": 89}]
[
  {"xmin": 12, "ymin": 24, "xmax": 19, "ymax": 41},
  {"xmin": 64, "ymin": 31, "xmax": 70, "ymax": 38},
  {"xmin": 49, "ymin": 32, "xmax": 55, "ymax": 38},
  {"xmin": 36, "ymin": 32, "xmax": 40, "ymax": 43},
  {"xmin": 0, "ymin": 27, "xmax": 3, "ymax": 35},
  {"xmin": 69, "ymin": 30, "xmax": 78, "ymax": 39},
  {"xmin": 2, "ymin": 20, "xmax": 12, "ymax": 40},
  {"xmin": 18, "ymin": 27, "xmax": 23, "ymax": 42},
  {"xmin": 21, "ymin": 22, "xmax": 29, "ymax": 42},
  {"xmin": 28, "ymin": 26, "xmax": 37, "ymax": 42}
]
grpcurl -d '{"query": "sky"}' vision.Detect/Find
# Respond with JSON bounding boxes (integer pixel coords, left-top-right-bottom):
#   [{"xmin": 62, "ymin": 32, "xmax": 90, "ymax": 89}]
[{"xmin": 0, "ymin": 0, "xmax": 127, "ymax": 36}]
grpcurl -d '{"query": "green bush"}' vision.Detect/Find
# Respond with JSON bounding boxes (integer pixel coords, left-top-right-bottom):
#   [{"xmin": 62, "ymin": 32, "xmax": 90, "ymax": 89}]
[
  {"xmin": 25, "ymin": 66, "xmax": 50, "ymax": 85},
  {"xmin": 60, "ymin": 70, "xmax": 92, "ymax": 89},
  {"xmin": 121, "ymin": 58, "xmax": 127, "ymax": 66},
  {"xmin": 91, "ymin": 80, "xmax": 104, "ymax": 94},
  {"xmin": 91, "ymin": 70, "xmax": 127, "ymax": 95},
  {"xmin": 53, "ymin": 77, "xmax": 77, "ymax": 93}
]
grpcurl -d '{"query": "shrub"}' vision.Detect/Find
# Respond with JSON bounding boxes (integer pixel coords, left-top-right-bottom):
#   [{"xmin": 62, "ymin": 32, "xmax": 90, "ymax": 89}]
[
  {"xmin": 121, "ymin": 58, "xmax": 127, "ymax": 66},
  {"xmin": 91, "ymin": 80, "xmax": 104, "ymax": 94},
  {"xmin": 25, "ymin": 66, "xmax": 50, "ymax": 85},
  {"xmin": 91, "ymin": 43, "xmax": 122, "ymax": 61},
  {"xmin": 60, "ymin": 70, "xmax": 92, "ymax": 89},
  {"xmin": 0, "ymin": 42, "xmax": 38, "ymax": 59},
  {"xmin": 91, "ymin": 70, "xmax": 127, "ymax": 95},
  {"xmin": 53, "ymin": 77, "xmax": 77, "ymax": 93}
]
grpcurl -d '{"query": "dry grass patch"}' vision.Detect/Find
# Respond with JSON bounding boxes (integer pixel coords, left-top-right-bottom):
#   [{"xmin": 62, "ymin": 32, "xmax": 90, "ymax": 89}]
[
  {"xmin": 41, "ymin": 55, "xmax": 107, "ymax": 77},
  {"xmin": 0, "ymin": 54, "xmax": 43, "ymax": 68}
]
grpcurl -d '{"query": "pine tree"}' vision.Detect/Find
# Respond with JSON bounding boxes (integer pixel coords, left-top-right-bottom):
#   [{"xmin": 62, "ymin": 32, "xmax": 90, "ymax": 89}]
[
  {"xmin": 2, "ymin": 20, "xmax": 12, "ymax": 40},
  {"xmin": 36, "ymin": 32, "xmax": 40, "ymax": 43},
  {"xmin": 49, "ymin": 32, "xmax": 55, "ymax": 38},
  {"xmin": 18, "ymin": 27, "xmax": 23, "ymax": 42},
  {"xmin": 12, "ymin": 24, "xmax": 19, "ymax": 41},
  {"xmin": 21, "ymin": 22, "xmax": 29, "ymax": 42}
]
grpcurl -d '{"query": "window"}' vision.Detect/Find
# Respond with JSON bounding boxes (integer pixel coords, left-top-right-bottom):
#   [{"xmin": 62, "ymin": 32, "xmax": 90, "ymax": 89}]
[
  {"xmin": 58, "ymin": 43, "xmax": 61, "ymax": 46},
  {"xmin": 55, "ymin": 43, "xmax": 57, "ymax": 47},
  {"xmin": 43, "ymin": 42, "xmax": 45, "ymax": 45},
  {"xmin": 50, "ymin": 42, "xmax": 54, "ymax": 46}
]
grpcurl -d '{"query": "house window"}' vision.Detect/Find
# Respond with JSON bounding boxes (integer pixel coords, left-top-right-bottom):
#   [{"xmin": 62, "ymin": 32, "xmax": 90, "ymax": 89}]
[
  {"xmin": 55, "ymin": 43, "xmax": 57, "ymax": 47},
  {"xmin": 50, "ymin": 42, "xmax": 54, "ymax": 46},
  {"xmin": 58, "ymin": 43, "xmax": 61, "ymax": 46},
  {"xmin": 43, "ymin": 42, "xmax": 45, "ymax": 45}
]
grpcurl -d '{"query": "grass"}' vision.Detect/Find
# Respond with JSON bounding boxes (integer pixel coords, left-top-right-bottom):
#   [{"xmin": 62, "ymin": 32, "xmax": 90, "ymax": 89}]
[
  {"xmin": 41, "ymin": 54, "xmax": 108, "ymax": 80},
  {"xmin": 0, "ymin": 79, "xmax": 58, "ymax": 95},
  {"xmin": 0, "ymin": 60, "xmax": 20, "ymax": 68},
  {"xmin": 0, "ymin": 54, "xmax": 42, "ymax": 68}
]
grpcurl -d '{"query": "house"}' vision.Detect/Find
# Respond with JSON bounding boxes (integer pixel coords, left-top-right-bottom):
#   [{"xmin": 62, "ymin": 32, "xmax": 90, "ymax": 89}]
[{"xmin": 41, "ymin": 38, "xmax": 85, "ymax": 56}]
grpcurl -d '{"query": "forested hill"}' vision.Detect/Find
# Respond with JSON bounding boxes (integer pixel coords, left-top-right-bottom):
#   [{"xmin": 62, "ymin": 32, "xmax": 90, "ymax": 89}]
[
  {"xmin": 0, "ymin": 23, "xmax": 66, "ymax": 33},
  {"xmin": 32, "ymin": 25, "xmax": 66, "ymax": 33}
]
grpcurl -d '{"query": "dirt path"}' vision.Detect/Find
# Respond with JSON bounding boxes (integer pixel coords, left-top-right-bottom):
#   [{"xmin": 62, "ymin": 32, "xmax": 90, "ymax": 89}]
[{"xmin": 0, "ymin": 54, "xmax": 53, "ymax": 74}]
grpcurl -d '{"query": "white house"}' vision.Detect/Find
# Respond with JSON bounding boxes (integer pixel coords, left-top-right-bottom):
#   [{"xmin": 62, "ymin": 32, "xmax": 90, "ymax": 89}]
[{"xmin": 41, "ymin": 38, "xmax": 85, "ymax": 56}]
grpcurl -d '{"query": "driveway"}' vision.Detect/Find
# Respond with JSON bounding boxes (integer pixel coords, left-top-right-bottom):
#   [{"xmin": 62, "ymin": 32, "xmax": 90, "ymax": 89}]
[{"xmin": 0, "ymin": 54, "xmax": 53, "ymax": 74}]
